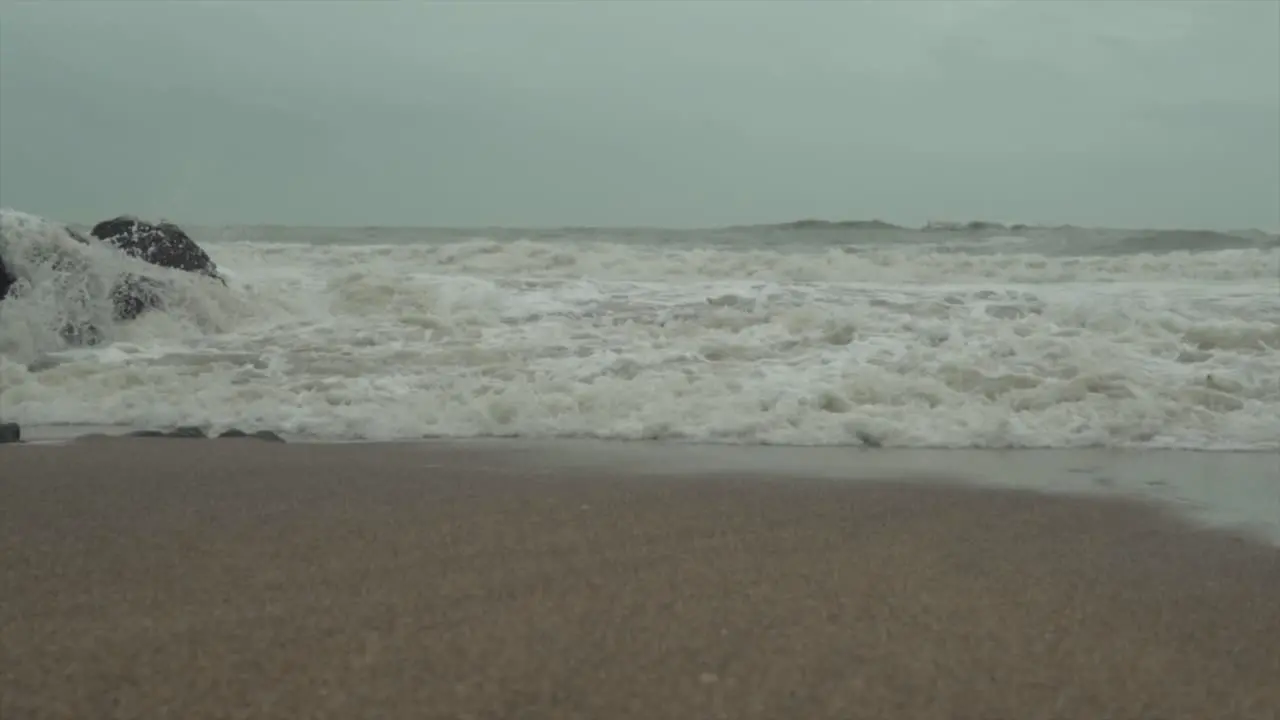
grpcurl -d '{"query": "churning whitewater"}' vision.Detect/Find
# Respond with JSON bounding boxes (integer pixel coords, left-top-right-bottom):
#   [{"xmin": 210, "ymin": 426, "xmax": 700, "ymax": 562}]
[{"xmin": 1, "ymin": 208, "xmax": 1277, "ymax": 449}]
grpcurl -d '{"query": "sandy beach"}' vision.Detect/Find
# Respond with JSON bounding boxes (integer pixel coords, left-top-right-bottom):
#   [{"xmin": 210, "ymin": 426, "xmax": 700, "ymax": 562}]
[{"xmin": 2, "ymin": 438, "xmax": 1278, "ymax": 719}]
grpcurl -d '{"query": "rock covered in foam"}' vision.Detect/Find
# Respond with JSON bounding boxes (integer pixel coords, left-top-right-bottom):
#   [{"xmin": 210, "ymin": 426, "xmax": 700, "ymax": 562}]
[
  {"xmin": 109, "ymin": 274, "xmax": 169, "ymax": 321},
  {"xmin": 0, "ymin": 210, "xmax": 226, "ymax": 342},
  {"xmin": 0, "ymin": 208, "xmax": 93, "ymax": 298},
  {"xmin": 88, "ymin": 216, "xmax": 225, "ymax": 321}
]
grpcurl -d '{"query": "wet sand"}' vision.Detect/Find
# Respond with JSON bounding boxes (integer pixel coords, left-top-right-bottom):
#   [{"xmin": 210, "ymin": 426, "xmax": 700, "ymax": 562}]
[{"xmin": 2, "ymin": 438, "xmax": 1278, "ymax": 719}]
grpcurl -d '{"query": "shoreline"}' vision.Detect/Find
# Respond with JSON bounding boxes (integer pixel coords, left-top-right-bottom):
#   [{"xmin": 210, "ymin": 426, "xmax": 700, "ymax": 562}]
[
  {"xmin": 8, "ymin": 428, "xmax": 1280, "ymax": 545},
  {"xmin": 2, "ymin": 438, "xmax": 1278, "ymax": 719}
]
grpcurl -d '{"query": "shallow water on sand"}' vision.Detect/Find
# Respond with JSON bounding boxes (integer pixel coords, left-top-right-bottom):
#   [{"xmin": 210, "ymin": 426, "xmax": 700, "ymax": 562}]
[{"xmin": 437, "ymin": 439, "xmax": 1280, "ymax": 545}]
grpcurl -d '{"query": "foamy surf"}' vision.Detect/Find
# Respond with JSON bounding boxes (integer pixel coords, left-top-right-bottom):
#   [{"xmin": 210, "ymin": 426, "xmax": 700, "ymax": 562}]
[{"xmin": 2, "ymin": 211, "xmax": 1277, "ymax": 449}]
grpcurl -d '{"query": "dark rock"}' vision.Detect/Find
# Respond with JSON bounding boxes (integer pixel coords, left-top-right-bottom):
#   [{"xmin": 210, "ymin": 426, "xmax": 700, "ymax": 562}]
[
  {"xmin": 134, "ymin": 427, "xmax": 285, "ymax": 442},
  {"xmin": 0, "ymin": 254, "xmax": 12, "ymax": 302},
  {"xmin": 90, "ymin": 217, "xmax": 224, "ymax": 282},
  {"xmin": 0, "ymin": 422, "xmax": 20, "ymax": 444},
  {"xmin": 129, "ymin": 426, "xmax": 207, "ymax": 439},
  {"xmin": 169, "ymin": 426, "xmax": 207, "ymax": 438},
  {"xmin": 218, "ymin": 428, "xmax": 286, "ymax": 443}
]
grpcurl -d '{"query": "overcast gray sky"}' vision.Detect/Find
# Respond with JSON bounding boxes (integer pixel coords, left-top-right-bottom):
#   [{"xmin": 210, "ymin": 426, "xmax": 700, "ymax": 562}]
[{"xmin": 2, "ymin": 0, "xmax": 1277, "ymax": 229}]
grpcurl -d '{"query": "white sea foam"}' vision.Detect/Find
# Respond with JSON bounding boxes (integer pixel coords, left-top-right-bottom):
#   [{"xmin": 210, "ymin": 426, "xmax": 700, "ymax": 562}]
[{"xmin": 2, "ymin": 210, "xmax": 1277, "ymax": 449}]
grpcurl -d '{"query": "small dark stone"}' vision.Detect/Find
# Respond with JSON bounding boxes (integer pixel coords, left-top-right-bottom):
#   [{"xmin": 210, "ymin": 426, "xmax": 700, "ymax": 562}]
[
  {"xmin": 168, "ymin": 426, "xmax": 207, "ymax": 439},
  {"xmin": 0, "ymin": 422, "xmax": 21, "ymax": 444},
  {"xmin": 129, "ymin": 427, "xmax": 206, "ymax": 439},
  {"xmin": 217, "ymin": 428, "xmax": 285, "ymax": 443}
]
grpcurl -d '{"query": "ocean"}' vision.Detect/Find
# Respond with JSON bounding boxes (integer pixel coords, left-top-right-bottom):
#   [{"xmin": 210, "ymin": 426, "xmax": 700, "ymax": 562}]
[{"xmin": 2, "ymin": 209, "xmax": 1277, "ymax": 450}]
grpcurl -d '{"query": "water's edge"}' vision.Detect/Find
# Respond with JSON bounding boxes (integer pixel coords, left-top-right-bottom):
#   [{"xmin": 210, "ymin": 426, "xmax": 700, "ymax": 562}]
[{"xmin": 12, "ymin": 424, "xmax": 1279, "ymax": 547}]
